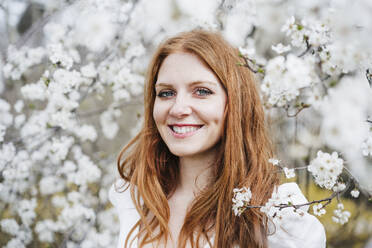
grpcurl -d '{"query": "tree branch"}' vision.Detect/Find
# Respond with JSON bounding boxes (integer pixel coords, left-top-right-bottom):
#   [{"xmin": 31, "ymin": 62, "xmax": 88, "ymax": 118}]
[
  {"xmin": 239, "ymin": 55, "xmax": 265, "ymax": 74},
  {"xmin": 298, "ymin": 38, "xmax": 312, "ymax": 57}
]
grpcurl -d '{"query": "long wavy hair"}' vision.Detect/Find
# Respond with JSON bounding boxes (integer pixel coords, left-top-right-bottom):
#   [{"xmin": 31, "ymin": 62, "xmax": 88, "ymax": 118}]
[{"xmin": 117, "ymin": 29, "xmax": 279, "ymax": 248}]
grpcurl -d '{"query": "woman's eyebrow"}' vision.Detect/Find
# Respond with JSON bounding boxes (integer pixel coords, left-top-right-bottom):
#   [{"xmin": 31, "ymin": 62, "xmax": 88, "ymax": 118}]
[
  {"xmin": 155, "ymin": 81, "xmax": 218, "ymax": 88},
  {"xmin": 155, "ymin": 82, "xmax": 172, "ymax": 88},
  {"xmin": 189, "ymin": 81, "xmax": 218, "ymax": 87}
]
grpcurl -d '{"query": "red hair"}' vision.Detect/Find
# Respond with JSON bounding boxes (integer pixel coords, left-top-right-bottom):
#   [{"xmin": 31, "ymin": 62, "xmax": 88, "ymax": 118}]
[{"xmin": 117, "ymin": 29, "xmax": 279, "ymax": 247}]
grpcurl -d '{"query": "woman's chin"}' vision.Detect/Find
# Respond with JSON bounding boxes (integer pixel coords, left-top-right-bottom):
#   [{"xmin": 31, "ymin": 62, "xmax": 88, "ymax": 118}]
[
  {"xmin": 168, "ymin": 145, "xmax": 219, "ymax": 159},
  {"xmin": 168, "ymin": 148, "xmax": 196, "ymax": 158}
]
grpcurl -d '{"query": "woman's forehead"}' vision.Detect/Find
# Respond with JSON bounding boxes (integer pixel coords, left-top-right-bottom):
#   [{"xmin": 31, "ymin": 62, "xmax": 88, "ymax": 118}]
[{"xmin": 156, "ymin": 52, "xmax": 220, "ymax": 86}]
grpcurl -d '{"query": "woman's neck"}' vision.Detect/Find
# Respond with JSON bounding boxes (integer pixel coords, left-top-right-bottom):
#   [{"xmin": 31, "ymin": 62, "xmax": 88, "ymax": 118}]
[{"xmin": 177, "ymin": 151, "xmax": 216, "ymax": 196}]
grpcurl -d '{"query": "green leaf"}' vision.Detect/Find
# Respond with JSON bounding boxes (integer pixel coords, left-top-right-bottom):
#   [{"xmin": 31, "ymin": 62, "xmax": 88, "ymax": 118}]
[
  {"xmin": 329, "ymin": 80, "xmax": 338, "ymax": 87},
  {"xmin": 44, "ymin": 78, "xmax": 50, "ymax": 87}
]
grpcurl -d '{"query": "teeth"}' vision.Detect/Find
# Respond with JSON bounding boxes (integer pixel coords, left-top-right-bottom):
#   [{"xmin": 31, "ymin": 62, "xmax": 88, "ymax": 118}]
[{"xmin": 172, "ymin": 126, "xmax": 200, "ymax": 134}]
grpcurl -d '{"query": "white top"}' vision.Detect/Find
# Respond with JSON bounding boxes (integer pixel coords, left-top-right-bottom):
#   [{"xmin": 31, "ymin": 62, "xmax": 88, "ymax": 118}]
[{"xmin": 109, "ymin": 181, "xmax": 326, "ymax": 248}]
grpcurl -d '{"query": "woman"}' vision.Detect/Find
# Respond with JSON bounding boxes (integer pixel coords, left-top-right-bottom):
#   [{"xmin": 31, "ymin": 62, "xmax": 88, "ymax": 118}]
[{"xmin": 109, "ymin": 29, "xmax": 326, "ymax": 248}]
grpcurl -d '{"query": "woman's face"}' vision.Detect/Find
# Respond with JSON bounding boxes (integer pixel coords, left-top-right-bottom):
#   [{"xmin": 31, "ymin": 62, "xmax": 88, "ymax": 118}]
[{"xmin": 153, "ymin": 52, "xmax": 227, "ymax": 158}]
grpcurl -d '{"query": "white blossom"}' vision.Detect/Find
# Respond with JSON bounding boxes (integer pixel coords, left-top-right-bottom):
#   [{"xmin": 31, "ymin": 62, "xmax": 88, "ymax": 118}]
[
  {"xmin": 0, "ymin": 99, "xmax": 13, "ymax": 127},
  {"xmin": 332, "ymin": 182, "xmax": 346, "ymax": 193},
  {"xmin": 74, "ymin": 11, "xmax": 117, "ymax": 52},
  {"xmin": 14, "ymin": 100, "xmax": 24, "ymax": 113},
  {"xmin": 332, "ymin": 203, "xmax": 351, "ymax": 225},
  {"xmin": 67, "ymin": 146, "xmax": 101, "ymax": 186},
  {"xmin": 271, "ymin": 43, "xmax": 291, "ymax": 54},
  {"xmin": 58, "ymin": 204, "xmax": 96, "ymax": 229},
  {"xmin": 39, "ymin": 176, "xmax": 65, "ymax": 195},
  {"xmin": 4, "ymin": 238, "xmax": 25, "ymax": 248},
  {"xmin": 312, "ymin": 203, "xmax": 326, "ymax": 216},
  {"xmin": 50, "ymin": 69, "xmax": 87, "ymax": 94},
  {"xmin": 21, "ymin": 81, "xmax": 47, "ymax": 101},
  {"xmin": 232, "ymin": 186, "xmax": 252, "ymax": 216},
  {"xmin": 0, "ymin": 124, "xmax": 5, "ymax": 142},
  {"xmin": 307, "ymin": 150, "xmax": 344, "ymax": 190},
  {"xmin": 81, "ymin": 63, "xmax": 97, "ymax": 78},
  {"xmin": 320, "ymin": 77, "xmax": 371, "ymax": 153},
  {"xmin": 281, "ymin": 16, "xmax": 296, "ymax": 36},
  {"xmin": 57, "ymin": 160, "xmax": 77, "ymax": 176},
  {"xmin": 268, "ymin": 158, "xmax": 280, "ymax": 166},
  {"xmin": 260, "ymin": 183, "xmax": 308, "ymax": 225},
  {"xmin": 47, "ymin": 43, "xmax": 74, "ymax": 69},
  {"xmin": 239, "ymin": 46, "xmax": 255, "ymax": 58},
  {"xmin": 350, "ymin": 189, "xmax": 360, "ymax": 198},
  {"xmin": 3, "ymin": 150, "xmax": 32, "ymax": 182},
  {"xmin": 49, "ymin": 136, "xmax": 75, "ymax": 164},
  {"xmin": 0, "ymin": 219, "xmax": 20, "ymax": 236},
  {"xmin": 124, "ymin": 44, "xmax": 146, "ymax": 61},
  {"xmin": 3, "ymin": 45, "xmax": 45, "ymax": 80},
  {"xmin": 14, "ymin": 114, "xmax": 26, "ymax": 129},
  {"xmin": 44, "ymin": 22, "xmax": 67, "ymax": 43},
  {"xmin": 0, "ymin": 143, "xmax": 16, "ymax": 171},
  {"xmin": 81, "ymin": 229, "xmax": 114, "ymax": 247},
  {"xmin": 74, "ymin": 124, "xmax": 97, "ymax": 142},
  {"xmin": 262, "ymin": 54, "xmax": 318, "ymax": 107},
  {"xmin": 100, "ymin": 109, "xmax": 121, "ymax": 139},
  {"xmin": 35, "ymin": 220, "xmax": 57, "ymax": 243},
  {"xmin": 306, "ymin": 19, "xmax": 330, "ymax": 47},
  {"xmin": 17, "ymin": 198, "xmax": 37, "ymax": 227},
  {"xmin": 97, "ymin": 58, "xmax": 144, "ymax": 99},
  {"xmin": 283, "ymin": 167, "xmax": 296, "ymax": 179}
]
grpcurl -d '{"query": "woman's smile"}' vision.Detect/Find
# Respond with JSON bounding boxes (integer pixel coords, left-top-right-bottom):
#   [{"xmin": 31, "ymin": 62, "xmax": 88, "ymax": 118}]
[{"xmin": 168, "ymin": 124, "xmax": 204, "ymax": 138}]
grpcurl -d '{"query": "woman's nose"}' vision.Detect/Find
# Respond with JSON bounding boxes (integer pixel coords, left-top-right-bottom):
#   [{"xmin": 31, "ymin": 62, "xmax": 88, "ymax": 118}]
[{"xmin": 169, "ymin": 96, "xmax": 192, "ymax": 118}]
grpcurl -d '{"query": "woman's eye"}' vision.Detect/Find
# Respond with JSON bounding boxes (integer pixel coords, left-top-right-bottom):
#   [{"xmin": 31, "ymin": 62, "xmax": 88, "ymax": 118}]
[
  {"xmin": 195, "ymin": 88, "xmax": 212, "ymax": 96},
  {"xmin": 157, "ymin": 90, "xmax": 175, "ymax": 98}
]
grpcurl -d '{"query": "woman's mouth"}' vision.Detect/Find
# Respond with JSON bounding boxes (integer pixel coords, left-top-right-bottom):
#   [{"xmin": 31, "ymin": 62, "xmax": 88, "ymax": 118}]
[{"xmin": 168, "ymin": 124, "xmax": 204, "ymax": 138}]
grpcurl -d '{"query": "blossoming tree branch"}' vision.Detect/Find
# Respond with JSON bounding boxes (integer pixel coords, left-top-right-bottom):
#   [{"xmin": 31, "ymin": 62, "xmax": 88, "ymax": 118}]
[{"xmin": 232, "ymin": 14, "xmax": 372, "ymax": 225}]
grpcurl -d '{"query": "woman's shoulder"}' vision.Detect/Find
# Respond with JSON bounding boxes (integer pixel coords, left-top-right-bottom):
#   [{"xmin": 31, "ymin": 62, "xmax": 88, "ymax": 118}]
[
  {"xmin": 109, "ymin": 178, "xmax": 136, "ymax": 210},
  {"xmin": 276, "ymin": 182, "xmax": 310, "ymax": 211},
  {"xmin": 109, "ymin": 179, "xmax": 140, "ymax": 248},
  {"xmin": 268, "ymin": 182, "xmax": 326, "ymax": 248}
]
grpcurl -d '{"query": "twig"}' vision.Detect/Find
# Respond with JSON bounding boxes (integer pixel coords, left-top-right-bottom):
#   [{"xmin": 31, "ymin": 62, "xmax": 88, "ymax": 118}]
[
  {"xmin": 95, "ymin": 0, "xmax": 140, "ymax": 64},
  {"xmin": 366, "ymin": 69, "xmax": 372, "ymax": 88},
  {"xmin": 343, "ymin": 167, "xmax": 372, "ymax": 199},
  {"xmin": 15, "ymin": 13, "xmax": 52, "ymax": 49},
  {"xmin": 240, "ymin": 55, "xmax": 265, "ymax": 74},
  {"xmin": 243, "ymin": 192, "xmax": 337, "ymax": 210},
  {"xmin": 266, "ymin": 158, "xmax": 370, "ymax": 213},
  {"xmin": 7, "ymin": 126, "xmax": 60, "ymax": 147},
  {"xmin": 244, "ymin": 182, "xmax": 347, "ymax": 211},
  {"xmin": 246, "ymin": 26, "xmax": 256, "ymax": 38},
  {"xmin": 284, "ymin": 103, "xmax": 310, "ymax": 117},
  {"xmin": 298, "ymin": 38, "xmax": 311, "ymax": 57}
]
